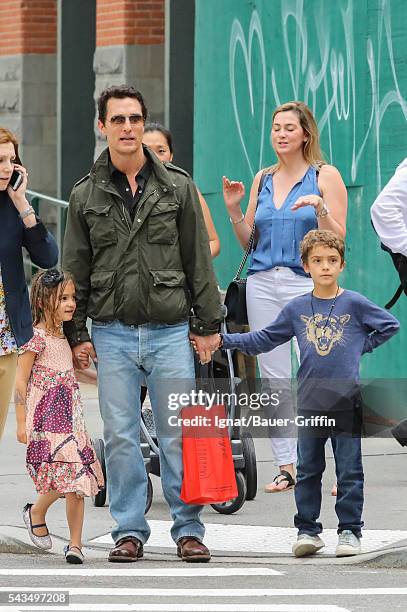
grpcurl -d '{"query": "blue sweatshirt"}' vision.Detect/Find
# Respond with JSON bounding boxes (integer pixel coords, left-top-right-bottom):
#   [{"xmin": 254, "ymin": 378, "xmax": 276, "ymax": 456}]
[{"xmin": 223, "ymin": 289, "xmax": 400, "ymax": 412}]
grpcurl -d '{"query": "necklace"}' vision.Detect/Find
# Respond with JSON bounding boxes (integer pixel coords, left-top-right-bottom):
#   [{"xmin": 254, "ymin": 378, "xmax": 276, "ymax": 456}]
[
  {"xmin": 310, "ymin": 286, "xmax": 340, "ymax": 349},
  {"xmin": 44, "ymin": 321, "xmax": 64, "ymax": 338}
]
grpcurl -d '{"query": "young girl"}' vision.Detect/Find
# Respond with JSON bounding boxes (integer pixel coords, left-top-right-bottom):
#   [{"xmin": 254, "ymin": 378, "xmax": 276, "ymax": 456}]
[{"xmin": 15, "ymin": 269, "xmax": 104, "ymax": 564}]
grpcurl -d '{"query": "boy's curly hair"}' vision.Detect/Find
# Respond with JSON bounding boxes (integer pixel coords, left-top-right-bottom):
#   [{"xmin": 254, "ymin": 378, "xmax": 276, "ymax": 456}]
[{"xmin": 300, "ymin": 230, "xmax": 345, "ymax": 263}]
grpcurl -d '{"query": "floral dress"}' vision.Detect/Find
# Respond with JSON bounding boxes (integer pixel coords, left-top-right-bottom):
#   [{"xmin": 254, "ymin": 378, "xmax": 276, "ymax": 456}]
[
  {"xmin": 0, "ymin": 266, "xmax": 17, "ymax": 356},
  {"xmin": 21, "ymin": 327, "xmax": 104, "ymax": 496}
]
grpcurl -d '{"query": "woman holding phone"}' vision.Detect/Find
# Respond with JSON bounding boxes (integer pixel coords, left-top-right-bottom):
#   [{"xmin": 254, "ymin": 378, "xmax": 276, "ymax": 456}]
[{"xmin": 0, "ymin": 127, "xmax": 58, "ymax": 439}]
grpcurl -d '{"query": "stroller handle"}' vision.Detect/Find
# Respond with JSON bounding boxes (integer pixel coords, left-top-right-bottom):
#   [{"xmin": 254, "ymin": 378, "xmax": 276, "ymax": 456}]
[{"xmin": 220, "ymin": 304, "xmax": 228, "ymax": 319}]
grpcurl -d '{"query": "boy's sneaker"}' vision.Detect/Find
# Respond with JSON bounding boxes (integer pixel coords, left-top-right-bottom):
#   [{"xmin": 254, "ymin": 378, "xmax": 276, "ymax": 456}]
[
  {"xmin": 336, "ymin": 530, "xmax": 361, "ymax": 557},
  {"xmin": 292, "ymin": 534, "xmax": 325, "ymax": 557}
]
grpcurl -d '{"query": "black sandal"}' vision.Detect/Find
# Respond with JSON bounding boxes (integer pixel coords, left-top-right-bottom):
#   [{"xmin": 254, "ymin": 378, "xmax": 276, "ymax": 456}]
[
  {"xmin": 64, "ymin": 544, "xmax": 84, "ymax": 564},
  {"xmin": 264, "ymin": 470, "xmax": 296, "ymax": 493}
]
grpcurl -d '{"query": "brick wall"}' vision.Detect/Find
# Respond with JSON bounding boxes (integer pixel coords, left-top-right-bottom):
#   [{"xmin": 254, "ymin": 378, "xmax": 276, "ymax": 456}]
[
  {"xmin": 0, "ymin": 0, "xmax": 57, "ymax": 56},
  {"xmin": 96, "ymin": 0, "xmax": 165, "ymax": 47},
  {"xmin": 0, "ymin": 0, "xmax": 57, "ymax": 194},
  {"xmin": 94, "ymin": 0, "xmax": 165, "ymax": 158}
]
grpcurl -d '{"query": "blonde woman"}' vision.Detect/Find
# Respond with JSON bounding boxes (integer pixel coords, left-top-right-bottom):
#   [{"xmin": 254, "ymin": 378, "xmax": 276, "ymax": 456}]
[{"xmin": 223, "ymin": 101, "xmax": 347, "ymax": 492}]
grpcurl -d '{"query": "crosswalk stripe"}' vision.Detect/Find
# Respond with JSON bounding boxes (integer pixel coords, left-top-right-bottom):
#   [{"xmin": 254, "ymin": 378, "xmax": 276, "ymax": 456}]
[
  {"xmin": 0, "ymin": 587, "xmax": 405, "ymax": 596},
  {"xmin": 0, "ymin": 606, "xmax": 351, "ymax": 612},
  {"xmin": 0, "ymin": 567, "xmax": 282, "ymax": 577}
]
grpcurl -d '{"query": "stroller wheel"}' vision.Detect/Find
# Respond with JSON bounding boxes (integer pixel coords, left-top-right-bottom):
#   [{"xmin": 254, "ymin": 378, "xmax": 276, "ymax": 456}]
[
  {"xmin": 210, "ymin": 470, "xmax": 247, "ymax": 515},
  {"xmin": 241, "ymin": 433, "xmax": 257, "ymax": 500},
  {"xmin": 145, "ymin": 475, "xmax": 153, "ymax": 514},
  {"xmin": 92, "ymin": 438, "xmax": 107, "ymax": 507}
]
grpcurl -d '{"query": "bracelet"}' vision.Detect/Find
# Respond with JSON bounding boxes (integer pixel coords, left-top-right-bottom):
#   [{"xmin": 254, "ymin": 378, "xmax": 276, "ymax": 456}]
[
  {"xmin": 19, "ymin": 206, "xmax": 36, "ymax": 219},
  {"xmin": 229, "ymin": 213, "xmax": 245, "ymax": 225},
  {"xmin": 316, "ymin": 203, "xmax": 330, "ymax": 218}
]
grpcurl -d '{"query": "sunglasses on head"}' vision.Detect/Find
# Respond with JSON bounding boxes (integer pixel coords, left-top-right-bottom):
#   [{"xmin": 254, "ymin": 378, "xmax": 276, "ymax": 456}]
[{"xmin": 108, "ymin": 114, "xmax": 145, "ymax": 126}]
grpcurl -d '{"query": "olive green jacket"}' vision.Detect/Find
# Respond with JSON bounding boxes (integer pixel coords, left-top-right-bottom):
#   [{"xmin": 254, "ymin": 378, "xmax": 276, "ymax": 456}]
[{"xmin": 62, "ymin": 146, "xmax": 222, "ymax": 345}]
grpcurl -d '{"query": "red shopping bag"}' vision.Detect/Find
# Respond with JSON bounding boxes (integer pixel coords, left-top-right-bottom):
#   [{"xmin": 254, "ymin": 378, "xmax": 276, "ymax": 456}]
[{"xmin": 180, "ymin": 404, "xmax": 238, "ymax": 504}]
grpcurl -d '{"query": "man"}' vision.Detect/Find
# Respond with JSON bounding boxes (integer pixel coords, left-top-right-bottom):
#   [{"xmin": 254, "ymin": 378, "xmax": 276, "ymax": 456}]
[
  {"xmin": 371, "ymin": 158, "xmax": 407, "ymax": 259},
  {"xmin": 63, "ymin": 85, "xmax": 221, "ymax": 562},
  {"xmin": 371, "ymin": 158, "xmax": 407, "ymax": 308}
]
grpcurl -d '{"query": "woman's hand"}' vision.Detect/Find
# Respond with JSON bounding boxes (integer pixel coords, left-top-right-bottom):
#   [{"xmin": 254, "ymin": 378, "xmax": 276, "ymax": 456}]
[
  {"xmin": 223, "ymin": 176, "xmax": 245, "ymax": 212},
  {"xmin": 291, "ymin": 194, "xmax": 323, "ymax": 214},
  {"xmin": 16, "ymin": 422, "xmax": 27, "ymax": 444},
  {"xmin": 7, "ymin": 164, "xmax": 29, "ymax": 212}
]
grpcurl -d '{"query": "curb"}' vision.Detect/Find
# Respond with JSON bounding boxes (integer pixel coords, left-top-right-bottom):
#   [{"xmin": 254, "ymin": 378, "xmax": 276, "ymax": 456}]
[
  {"xmin": 2, "ymin": 526, "xmax": 407, "ymax": 567},
  {"xmin": 358, "ymin": 546, "xmax": 407, "ymax": 568},
  {"xmin": 0, "ymin": 529, "xmax": 48, "ymax": 555}
]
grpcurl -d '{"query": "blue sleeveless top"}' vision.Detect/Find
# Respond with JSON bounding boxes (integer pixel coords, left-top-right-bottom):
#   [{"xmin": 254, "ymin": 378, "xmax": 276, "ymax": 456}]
[{"xmin": 248, "ymin": 166, "xmax": 321, "ymax": 277}]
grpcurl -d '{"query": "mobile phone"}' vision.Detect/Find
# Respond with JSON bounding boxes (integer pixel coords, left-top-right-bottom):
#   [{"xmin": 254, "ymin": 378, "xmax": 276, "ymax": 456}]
[{"xmin": 9, "ymin": 169, "xmax": 23, "ymax": 191}]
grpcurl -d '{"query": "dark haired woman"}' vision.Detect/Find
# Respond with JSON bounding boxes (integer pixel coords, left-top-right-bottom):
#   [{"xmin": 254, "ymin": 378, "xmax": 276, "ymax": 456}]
[
  {"xmin": 223, "ymin": 101, "xmax": 347, "ymax": 492},
  {"xmin": 143, "ymin": 123, "xmax": 220, "ymax": 258},
  {"xmin": 0, "ymin": 127, "xmax": 58, "ymax": 439}
]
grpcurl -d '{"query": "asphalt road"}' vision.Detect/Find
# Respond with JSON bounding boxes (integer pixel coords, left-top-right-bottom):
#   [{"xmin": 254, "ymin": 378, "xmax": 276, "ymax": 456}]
[
  {"xmin": 0, "ymin": 553, "xmax": 406, "ymax": 612},
  {"xmin": 1, "ymin": 383, "xmax": 407, "ymax": 611}
]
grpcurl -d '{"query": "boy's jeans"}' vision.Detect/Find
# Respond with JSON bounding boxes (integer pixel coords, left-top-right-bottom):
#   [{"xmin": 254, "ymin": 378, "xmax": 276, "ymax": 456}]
[
  {"xmin": 294, "ymin": 418, "xmax": 364, "ymax": 538},
  {"xmin": 92, "ymin": 319, "xmax": 205, "ymax": 545}
]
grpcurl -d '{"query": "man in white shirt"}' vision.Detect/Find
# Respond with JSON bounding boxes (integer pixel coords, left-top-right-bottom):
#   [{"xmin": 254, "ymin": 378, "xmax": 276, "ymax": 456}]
[{"xmin": 371, "ymin": 159, "xmax": 407, "ymax": 257}]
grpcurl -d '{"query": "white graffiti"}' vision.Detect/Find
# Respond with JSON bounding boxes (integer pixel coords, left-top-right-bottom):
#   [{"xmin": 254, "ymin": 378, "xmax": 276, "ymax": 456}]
[
  {"xmin": 230, "ymin": 0, "xmax": 407, "ymax": 190},
  {"xmin": 229, "ymin": 11, "xmax": 267, "ymax": 178}
]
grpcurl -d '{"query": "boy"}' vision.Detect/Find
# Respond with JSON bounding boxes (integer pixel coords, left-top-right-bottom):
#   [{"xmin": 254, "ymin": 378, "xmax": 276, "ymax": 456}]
[{"xmin": 217, "ymin": 230, "xmax": 400, "ymax": 557}]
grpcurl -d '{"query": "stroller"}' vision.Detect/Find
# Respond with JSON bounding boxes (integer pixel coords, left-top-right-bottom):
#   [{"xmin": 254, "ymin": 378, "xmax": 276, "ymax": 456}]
[{"xmin": 92, "ymin": 311, "xmax": 257, "ymax": 514}]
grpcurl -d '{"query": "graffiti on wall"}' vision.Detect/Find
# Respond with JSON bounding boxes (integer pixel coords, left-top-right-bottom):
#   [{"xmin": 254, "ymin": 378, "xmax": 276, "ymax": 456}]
[{"xmin": 229, "ymin": 0, "xmax": 407, "ymax": 190}]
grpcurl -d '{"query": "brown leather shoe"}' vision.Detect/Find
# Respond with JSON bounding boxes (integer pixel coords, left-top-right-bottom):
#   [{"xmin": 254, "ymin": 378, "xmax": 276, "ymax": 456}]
[
  {"xmin": 177, "ymin": 537, "xmax": 211, "ymax": 563},
  {"xmin": 108, "ymin": 536, "xmax": 144, "ymax": 563}
]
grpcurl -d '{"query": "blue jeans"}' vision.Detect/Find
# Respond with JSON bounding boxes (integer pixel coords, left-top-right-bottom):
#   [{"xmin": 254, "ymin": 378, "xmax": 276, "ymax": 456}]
[
  {"xmin": 294, "ymin": 421, "xmax": 364, "ymax": 538},
  {"xmin": 92, "ymin": 320, "xmax": 205, "ymax": 545}
]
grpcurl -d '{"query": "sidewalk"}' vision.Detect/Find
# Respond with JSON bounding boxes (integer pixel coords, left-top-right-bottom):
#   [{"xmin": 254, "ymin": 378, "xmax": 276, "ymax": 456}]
[{"xmin": 1, "ymin": 383, "xmax": 407, "ymax": 566}]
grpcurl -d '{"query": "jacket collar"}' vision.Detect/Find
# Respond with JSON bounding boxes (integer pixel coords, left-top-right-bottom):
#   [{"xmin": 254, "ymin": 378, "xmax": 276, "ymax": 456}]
[{"xmin": 90, "ymin": 145, "xmax": 176, "ymax": 193}]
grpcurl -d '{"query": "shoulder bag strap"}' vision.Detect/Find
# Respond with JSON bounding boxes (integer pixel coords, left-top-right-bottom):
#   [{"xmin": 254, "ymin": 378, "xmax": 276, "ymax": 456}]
[{"xmin": 234, "ymin": 171, "xmax": 267, "ymax": 281}]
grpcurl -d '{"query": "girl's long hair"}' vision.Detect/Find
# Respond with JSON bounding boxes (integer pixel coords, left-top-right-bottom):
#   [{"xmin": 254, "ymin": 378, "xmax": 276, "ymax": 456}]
[
  {"xmin": 30, "ymin": 270, "xmax": 74, "ymax": 332},
  {"xmin": 268, "ymin": 101, "xmax": 325, "ymax": 173}
]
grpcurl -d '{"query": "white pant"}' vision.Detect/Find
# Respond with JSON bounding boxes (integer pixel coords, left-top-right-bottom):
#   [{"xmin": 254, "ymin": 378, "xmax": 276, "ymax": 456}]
[{"xmin": 246, "ymin": 267, "xmax": 314, "ymax": 465}]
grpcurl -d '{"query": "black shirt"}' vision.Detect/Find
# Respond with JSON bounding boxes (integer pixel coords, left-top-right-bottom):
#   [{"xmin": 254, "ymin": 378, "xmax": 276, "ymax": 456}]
[{"xmin": 108, "ymin": 155, "xmax": 152, "ymax": 221}]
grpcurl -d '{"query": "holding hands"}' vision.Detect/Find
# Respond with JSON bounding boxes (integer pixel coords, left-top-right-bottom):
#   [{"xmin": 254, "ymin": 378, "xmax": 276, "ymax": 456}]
[
  {"xmin": 73, "ymin": 342, "xmax": 97, "ymax": 370},
  {"xmin": 189, "ymin": 333, "xmax": 221, "ymax": 364}
]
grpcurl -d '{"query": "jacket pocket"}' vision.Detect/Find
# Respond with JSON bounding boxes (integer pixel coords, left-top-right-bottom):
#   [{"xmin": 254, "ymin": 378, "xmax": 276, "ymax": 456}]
[
  {"xmin": 147, "ymin": 202, "xmax": 179, "ymax": 244},
  {"xmin": 84, "ymin": 204, "xmax": 117, "ymax": 248},
  {"xmin": 88, "ymin": 269, "xmax": 116, "ymax": 319},
  {"xmin": 148, "ymin": 269, "xmax": 189, "ymax": 322}
]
